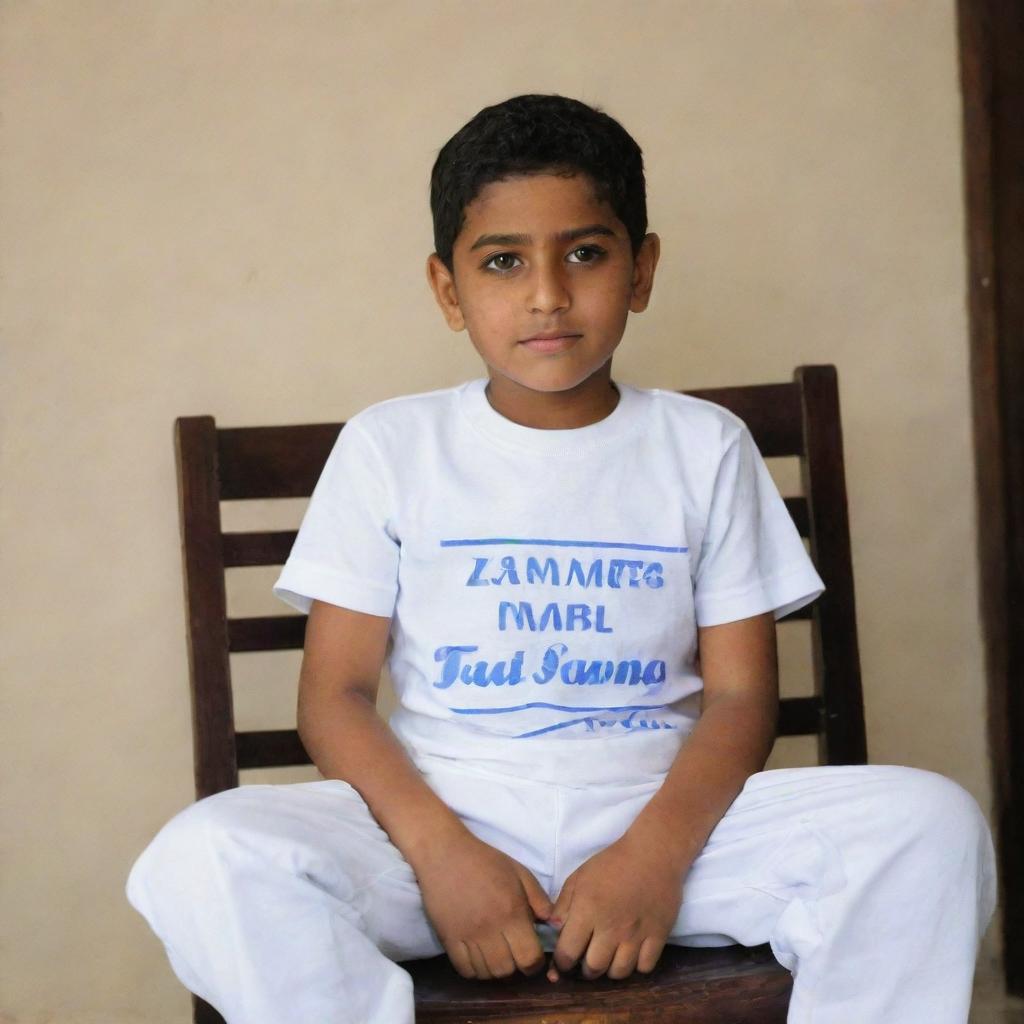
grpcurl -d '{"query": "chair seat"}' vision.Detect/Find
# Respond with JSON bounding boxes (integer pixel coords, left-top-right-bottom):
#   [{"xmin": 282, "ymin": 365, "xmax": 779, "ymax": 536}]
[{"xmin": 404, "ymin": 942, "xmax": 792, "ymax": 1023}]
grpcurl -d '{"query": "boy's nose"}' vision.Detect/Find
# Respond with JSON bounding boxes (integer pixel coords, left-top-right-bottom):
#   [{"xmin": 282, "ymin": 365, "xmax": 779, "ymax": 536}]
[{"xmin": 527, "ymin": 265, "xmax": 570, "ymax": 314}]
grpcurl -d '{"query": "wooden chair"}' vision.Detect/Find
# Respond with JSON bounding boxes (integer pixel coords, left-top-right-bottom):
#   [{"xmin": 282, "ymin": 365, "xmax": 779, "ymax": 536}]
[{"xmin": 175, "ymin": 364, "xmax": 866, "ymax": 1024}]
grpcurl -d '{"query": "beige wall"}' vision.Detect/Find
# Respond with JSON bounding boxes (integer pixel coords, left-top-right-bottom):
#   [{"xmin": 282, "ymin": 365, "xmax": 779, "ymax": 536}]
[{"xmin": 2, "ymin": 1, "xmax": 998, "ymax": 1020}]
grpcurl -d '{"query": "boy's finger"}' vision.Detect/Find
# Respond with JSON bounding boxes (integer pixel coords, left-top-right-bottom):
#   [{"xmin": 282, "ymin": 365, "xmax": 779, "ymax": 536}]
[
  {"xmin": 504, "ymin": 926, "xmax": 546, "ymax": 977},
  {"xmin": 552, "ymin": 916, "xmax": 592, "ymax": 973},
  {"xmin": 446, "ymin": 941, "xmax": 476, "ymax": 980},
  {"xmin": 480, "ymin": 934, "xmax": 517, "ymax": 979},
  {"xmin": 467, "ymin": 942, "xmax": 492, "ymax": 980},
  {"xmin": 636, "ymin": 935, "xmax": 666, "ymax": 975},
  {"xmin": 579, "ymin": 933, "xmax": 616, "ymax": 981},
  {"xmin": 549, "ymin": 874, "xmax": 576, "ymax": 926},
  {"xmin": 607, "ymin": 941, "xmax": 641, "ymax": 980},
  {"xmin": 517, "ymin": 865, "xmax": 555, "ymax": 920}
]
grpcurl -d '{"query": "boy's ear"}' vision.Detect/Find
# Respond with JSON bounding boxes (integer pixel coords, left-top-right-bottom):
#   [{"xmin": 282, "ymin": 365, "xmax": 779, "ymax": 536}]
[
  {"xmin": 426, "ymin": 253, "xmax": 466, "ymax": 332},
  {"xmin": 629, "ymin": 233, "xmax": 661, "ymax": 313}
]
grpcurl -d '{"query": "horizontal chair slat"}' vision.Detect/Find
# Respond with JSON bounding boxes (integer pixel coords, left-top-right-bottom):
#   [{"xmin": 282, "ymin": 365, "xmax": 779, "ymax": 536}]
[
  {"xmin": 685, "ymin": 382, "xmax": 803, "ymax": 457},
  {"xmin": 236, "ymin": 729, "xmax": 312, "ymax": 769},
  {"xmin": 777, "ymin": 696, "xmax": 823, "ymax": 735},
  {"xmin": 216, "ymin": 383, "xmax": 804, "ymax": 501},
  {"xmin": 228, "ymin": 615, "xmax": 306, "ymax": 652},
  {"xmin": 221, "ymin": 505, "xmax": 806, "ymax": 570},
  {"xmin": 221, "ymin": 503, "xmax": 807, "ymax": 569},
  {"xmin": 233, "ymin": 698, "xmax": 824, "ymax": 773},
  {"xmin": 784, "ymin": 496, "xmax": 810, "ymax": 537},
  {"xmin": 218, "ymin": 423, "xmax": 343, "ymax": 500},
  {"xmin": 223, "ymin": 530, "xmax": 297, "ymax": 567}
]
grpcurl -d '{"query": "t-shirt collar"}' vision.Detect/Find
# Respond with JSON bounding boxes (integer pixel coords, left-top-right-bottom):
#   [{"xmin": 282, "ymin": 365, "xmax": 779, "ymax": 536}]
[{"xmin": 457, "ymin": 376, "xmax": 642, "ymax": 456}]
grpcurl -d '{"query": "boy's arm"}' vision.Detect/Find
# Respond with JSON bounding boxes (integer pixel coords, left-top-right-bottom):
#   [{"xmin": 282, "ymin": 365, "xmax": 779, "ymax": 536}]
[
  {"xmin": 546, "ymin": 610, "xmax": 778, "ymax": 981},
  {"xmin": 296, "ymin": 599, "xmax": 472, "ymax": 869},
  {"xmin": 623, "ymin": 610, "xmax": 779, "ymax": 869},
  {"xmin": 298, "ymin": 598, "xmax": 556, "ymax": 979}
]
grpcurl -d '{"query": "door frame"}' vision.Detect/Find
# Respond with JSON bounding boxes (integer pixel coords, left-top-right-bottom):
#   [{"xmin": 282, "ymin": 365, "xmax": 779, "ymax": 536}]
[{"xmin": 957, "ymin": 0, "xmax": 1024, "ymax": 994}]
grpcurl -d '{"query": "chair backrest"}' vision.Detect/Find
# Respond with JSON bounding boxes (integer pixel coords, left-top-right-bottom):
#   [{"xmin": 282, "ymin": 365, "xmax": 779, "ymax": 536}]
[{"xmin": 175, "ymin": 364, "xmax": 866, "ymax": 800}]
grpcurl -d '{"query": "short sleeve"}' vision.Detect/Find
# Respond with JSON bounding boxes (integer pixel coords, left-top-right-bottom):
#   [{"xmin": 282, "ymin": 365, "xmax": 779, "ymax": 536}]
[
  {"xmin": 693, "ymin": 422, "xmax": 824, "ymax": 626},
  {"xmin": 272, "ymin": 421, "xmax": 399, "ymax": 617}
]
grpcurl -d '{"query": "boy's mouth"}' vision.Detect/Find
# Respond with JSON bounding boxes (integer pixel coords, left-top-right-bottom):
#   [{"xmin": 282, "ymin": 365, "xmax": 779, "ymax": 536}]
[{"xmin": 520, "ymin": 332, "xmax": 582, "ymax": 352}]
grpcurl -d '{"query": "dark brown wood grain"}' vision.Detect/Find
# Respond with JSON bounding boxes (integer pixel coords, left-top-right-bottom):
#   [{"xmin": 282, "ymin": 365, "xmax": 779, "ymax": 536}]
[
  {"xmin": 777, "ymin": 696, "xmax": 824, "ymax": 736},
  {"xmin": 957, "ymin": 0, "xmax": 1024, "ymax": 994},
  {"xmin": 217, "ymin": 423, "xmax": 343, "ymax": 499},
  {"xmin": 175, "ymin": 365, "xmax": 864, "ymax": 1022},
  {"xmin": 192, "ymin": 945, "xmax": 789, "ymax": 1024},
  {"xmin": 235, "ymin": 729, "xmax": 312, "ymax": 770},
  {"xmin": 175, "ymin": 417, "xmax": 238, "ymax": 799},
  {"xmin": 685, "ymin": 382, "xmax": 802, "ymax": 457},
  {"xmin": 227, "ymin": 615, "xmax": 305, "ymax": 652},
  {"xmin": 797, "ymin": 366, "xmax": 866, "ymax": 765},
  {"xmin": 221, "ymin": 529, "xmax": 297, "ymax": 567},
  {"xmin": 409, "ymin": 943, "xmax": 789, "ymax": 1023},
  {"xmin": 784, "ymin": 496, "xmax": 810, "ymax": 537}
]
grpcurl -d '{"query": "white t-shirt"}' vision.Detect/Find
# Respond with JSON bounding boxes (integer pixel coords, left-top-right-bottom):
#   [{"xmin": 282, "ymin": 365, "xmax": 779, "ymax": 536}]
[{"xmin": 273, "ymin": 377, "xmax": 824, "ymax": 784}]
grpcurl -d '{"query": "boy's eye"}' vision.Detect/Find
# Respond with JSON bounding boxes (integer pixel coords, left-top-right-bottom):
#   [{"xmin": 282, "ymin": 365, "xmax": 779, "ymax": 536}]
[
  {"xmin": 483, "ymin": 252, "xmax": 522, "ymax": 272},
  {"xmin": 567, "ymin": 245, "xmax": 605, "ymax": 264}
]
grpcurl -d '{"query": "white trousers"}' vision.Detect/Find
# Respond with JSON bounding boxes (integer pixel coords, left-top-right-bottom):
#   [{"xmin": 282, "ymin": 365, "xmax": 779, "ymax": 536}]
[{"xmin": 126, "ymin": 760, "xmax": 997, "ymax": 1024}]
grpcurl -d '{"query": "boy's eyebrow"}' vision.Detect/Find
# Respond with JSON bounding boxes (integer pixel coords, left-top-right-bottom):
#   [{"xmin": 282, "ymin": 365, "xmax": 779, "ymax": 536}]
[{"xmin": 469, "ymin": 224, "xmax": 617, "ymax": 250}]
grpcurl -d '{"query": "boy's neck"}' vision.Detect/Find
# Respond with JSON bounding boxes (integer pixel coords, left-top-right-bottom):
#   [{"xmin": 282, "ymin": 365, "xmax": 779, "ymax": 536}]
[{"xmin": 483, "ymin": 371, "xmax": 621, "ymax": 430}]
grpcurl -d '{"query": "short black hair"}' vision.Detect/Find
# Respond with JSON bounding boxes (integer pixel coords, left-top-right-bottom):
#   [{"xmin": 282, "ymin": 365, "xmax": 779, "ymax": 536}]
[{"xmin": 430, "ymin": 94, "xmax": 647, "ymax": 271}]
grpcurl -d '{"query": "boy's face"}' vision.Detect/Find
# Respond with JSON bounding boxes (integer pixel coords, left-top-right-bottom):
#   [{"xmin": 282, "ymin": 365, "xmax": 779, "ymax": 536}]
[{"xmin": 427, "ymin": 172, "xmax": 659, "ymax": 427}]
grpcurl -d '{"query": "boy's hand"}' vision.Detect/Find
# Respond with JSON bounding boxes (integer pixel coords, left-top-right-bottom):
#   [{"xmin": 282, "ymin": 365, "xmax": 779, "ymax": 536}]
[
  {"xmin": 414, "ymin": 829, "xmax": 554, "ymax": 981},
  {"xmin": 547, "ymin": 829, "xmax": 687, "ymax": 982}
]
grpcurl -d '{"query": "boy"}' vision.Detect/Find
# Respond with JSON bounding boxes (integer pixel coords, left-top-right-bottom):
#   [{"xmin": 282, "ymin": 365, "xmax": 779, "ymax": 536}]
[{"xmin": 127, "ymin": 94, "xmax": 997, "ymax": 1023}]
